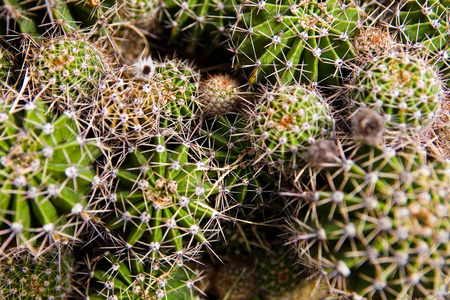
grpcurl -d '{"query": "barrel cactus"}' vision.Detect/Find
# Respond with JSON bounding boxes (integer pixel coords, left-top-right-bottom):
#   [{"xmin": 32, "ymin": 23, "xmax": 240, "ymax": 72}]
[
  {"xmin": 0, "ymin": 95, "xmax": 101, "ymax": 254},
  {"xmin": 0, "ymin": 247, "xmax": 74, "ymax": 299},
  {"xmin": 88, "ymin": 250, "xmax": 200, "ymax": 299},
  {"xmin": 287, "ymin": 142, "xmax": 450, "ymax": 299},
  {"xmin": 31, "ymin": 35, "xmax": 114, "ymax": 118},
  {"xmin": 231, "ymin": 0, "xmax": 365, "ymax": 85},
  {"xmin": 90, "ymin": 57, "xmax": 201, "ymax": 146},
  {"xmin": 345, "ymin": 50, "xmax": 445, "ymax": 133},
  {"xmin": 250, "ymin": 84, "xmax": 335, "ymax": 176},
  {"xmin": 92, "ymin": 134, "xmax": 224, "ymax": 263}
]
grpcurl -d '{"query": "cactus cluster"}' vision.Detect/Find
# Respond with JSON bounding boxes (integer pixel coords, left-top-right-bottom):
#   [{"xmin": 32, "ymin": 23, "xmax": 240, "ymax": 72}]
[{"xmin": 0, "ymin": 0, "xmax": 449, "ymax": 300}]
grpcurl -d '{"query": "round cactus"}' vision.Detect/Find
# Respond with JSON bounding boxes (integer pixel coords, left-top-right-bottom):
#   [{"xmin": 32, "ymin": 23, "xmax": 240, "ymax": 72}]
[
  {"xmin": 197, "ymin": 73, "xmax": 245, "ymax": 117},
  {"xmin": 92, "ymin": 134, "xmax": 224, "ymax": 262},
  {"xmin": 91, "ymin": 57, "xmax": 201, "ymax": 146},
  {"xmin": 89, "ymin": 250, "xmax": 201, "ymax": 300},
  {"xmin": 0, "ymin": 247, "xmax": 74, "ymax": 299},
  {"xmin": 32, "ymin": 35, "xmax": 114, "ymax": 115},
  {"xmin": 346, "ymin": 51, "xmax": 444, "ymax": 132},
  {"xmin": 231, "ymin": 0, "xmax": 365, "ymax": 85},
  {"xmin": 250, "ymin": 84, "xmax": 335, "ymax": 176},
  {"xmin": 287, "ymin": 142, "xmax": 450, "ymax": 299},
  {"xmin": 0, "ymin": 95, "xmax": 102, "ymax": 254}
]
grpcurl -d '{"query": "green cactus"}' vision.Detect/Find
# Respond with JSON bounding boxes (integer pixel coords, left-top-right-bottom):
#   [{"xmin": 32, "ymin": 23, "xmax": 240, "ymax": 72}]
[
  {"xmin": 156, "ymin": 0, "xmax": 239, "ymax": 54},
  {"xmin": 90, "ymin": 57, "xmax": 201, "ymax": 146},
  {"xmin": 250, "ymin": 84, "xmax": 335, "ymax": 176},
  {"xmin": 92, "ymin": 134, "xmax": 225, "ymax": 262},
  {"xmin": 231, "ymin": 0, "xmax": 365, "ymax": 85},
  {"xmin": 198, "ymin": 112, "xmax": 274, "ymax": 206},
  {"xmin": 346, "ymin": 51, "xmax": 444, "ymax": 132},
  {"xmin": 0, "ymin": 247, "xmax": 74, "ymax": 299},
  {"xmin": 0, "ymin": 92, "xmax": 102, "ymax": 254},
  {"xmin": 287, "ymin": 142, "xmax": 450, "ymax": 299},
  {"xmin": 31, "ymin": 35, "xmax": 114, "ymax": 116},
  {"xmin": 389, "ymin": 0, "xmax": 450, "ymax": 65},
  {"xmin": 89, "ymin": 250, "xmax": 200, "ymax": 299}
]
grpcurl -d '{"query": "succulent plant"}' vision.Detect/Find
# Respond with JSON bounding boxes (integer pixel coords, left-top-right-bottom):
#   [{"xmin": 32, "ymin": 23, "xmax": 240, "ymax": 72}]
[
  {"xmin": 345, "ymin": 50, "xmax": 444, "ymax": 132},
  {"xmin": 0, "ymin": 91, "xmax": 102, "ymax": 254},
  {"xmin": 91, "ymin": 134, "xmax": 225, "ymax": 263},
  {"xmin": 31, "ymin": 35, "xmax": 114, "ymax": 122},
  {"xmin": 90, "ymin": 57, "xmax": 201, "ymax": 146},
  {"xmin": 0, "ymin": 247, "xmax": 74, "ymax": 299},
  {"xmin": 88, "ymin": 250, "xmax": 201, "ymax": 299},
  {"xmin": 156, "ymin": 0, "xmax": 239, "ymax": 54},
  {"xmin": 231, "ymin": 0, "xmax": 365, "ymax": 85},
  {"xmin": 249, "ymin": 84, "xmax": 335, "ymax": 177},
  {"xmin": 197, "ymin": 73, "xmax": 246, "ymax": 117},
  {"xmin": 389, "ymin": 0, "xmax": 450, "ymax": 65},
  {"xmin": 287, "ymin": 142, "xmax": 450, "ymax": 299},
  {"xmin": 198, "ymin": 112, "xmax": 274, "ymax": 207}
]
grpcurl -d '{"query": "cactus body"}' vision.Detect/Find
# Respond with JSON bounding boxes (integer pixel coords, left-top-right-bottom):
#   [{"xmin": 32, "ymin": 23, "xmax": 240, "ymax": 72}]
[
  {"xmin": 96, "ymin": 135, "xmax": 222, "ymax": 262},
  {"xmin": 347, "ymin": 51, "xmax": 444, "ymax": 132},
  {"xmin": 250, "ymin": 84, "xmax": 334, "ymax": 176},
  {"xmin": 231, "ymin": 0, "xmax": 364, "ymax": 85},
  {"xmin": 89, "ymin": 251, "xmax": 199, "ymax": 300},
  {"xmin": 0, "ymin": 96, "xmax": 101, "ymax": 253},
  {"xmin": 287, "ymin": 143, "xmax": 450, "ymax": 299},
  {"xmin": 199, "ymin": 113, "xmax": 273, "ymax": 206},
  {"xmin": 0, "ymin": 248, "xmax": 74, "ymax": 299},
  {"xmin": 32, "ymin": 36, "xmax": 113, "ymax": 117},
  {"xmin": 92, "ymin": 57, "xmax": 200, "ymax": 146}
]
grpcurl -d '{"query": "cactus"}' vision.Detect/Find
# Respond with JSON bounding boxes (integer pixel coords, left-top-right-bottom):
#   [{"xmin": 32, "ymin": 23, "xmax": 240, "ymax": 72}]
[
  {"xmin": 31, "ymin": 35, "xmax": 114, "ymax": 117},
  {"xmin": 91, "ymin": 134, "xmax": 225, "ymax": 263},
  {"xmin": 88, "ymin": 250, "xmax": 201, "ymax": 299},
  {"xmin": 286, "ymin": 142, "xmax": 450, "ymax": 299},
  {"xmin": 156, "ymin": 0, "xmax": 239, "ymax": 54},
  {"xmin": 198, "ymin": 112, "xmax": 274, "ymax": 206},
  {"xmin": 388, "ymin": 0, "xmax": 450, "ymax": 66},
  {"xmin": 249, "ymin": 84, "xmax": 335, "ymax": 177},
  {"xmin": 0, "ymin": 247, "xmax": 74, "ymax": 299},
  {"xmin": 0, "ymin": 91, "xmax": 102, "ymax": 254},
  {"xmin": 345, "ymin": 50, "xmax": 444, "ymax": 132},
  {"xmin": 90, "ymin": 57, "xmax": 201, "ymax": 146},
  {"xmin": 231, "ymin": 0, "xmax": 365, "ymax": 85},
  {"xmin": 197, "ymin": 73, "xmax": 246, "ymax": 117}
]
